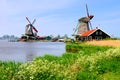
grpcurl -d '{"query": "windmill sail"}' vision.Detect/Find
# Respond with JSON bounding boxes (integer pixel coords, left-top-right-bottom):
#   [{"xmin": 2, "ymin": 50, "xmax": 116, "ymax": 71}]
[
  {"xmin": 32, "ymin": 27, "xmax": 38, "ymax": 32},
  {"xmin": 86, "ymin": 4, "xmax": 94, "ymax": 29}
]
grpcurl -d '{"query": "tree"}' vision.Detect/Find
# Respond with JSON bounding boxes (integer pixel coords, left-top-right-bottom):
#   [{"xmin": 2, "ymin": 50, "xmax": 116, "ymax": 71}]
[
  {"xmin": 57, "ymin": 34, "xmax": 61, "ymax": 39},
  {"xmin": 63, "ymin": 34, "xmax": 68, "ymax": 39}
]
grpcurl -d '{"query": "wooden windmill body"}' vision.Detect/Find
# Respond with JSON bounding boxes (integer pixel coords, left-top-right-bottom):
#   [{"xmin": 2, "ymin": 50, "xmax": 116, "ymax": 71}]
[{"xmin": 77, "ymin": 17, "xmax": 90, "ymax": 35}]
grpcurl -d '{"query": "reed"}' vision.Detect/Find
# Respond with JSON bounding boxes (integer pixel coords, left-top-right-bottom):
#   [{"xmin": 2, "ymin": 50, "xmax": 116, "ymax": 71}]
[{"xmin": 86, "ymin": 40, "xmax": 120, "ymax": 47}]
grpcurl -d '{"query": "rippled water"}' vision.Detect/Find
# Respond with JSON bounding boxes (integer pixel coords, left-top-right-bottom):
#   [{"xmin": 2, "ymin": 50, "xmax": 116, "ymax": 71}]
[{"xmin": 0, "ymin": 40, "xmax": 65, "ymax": 62}]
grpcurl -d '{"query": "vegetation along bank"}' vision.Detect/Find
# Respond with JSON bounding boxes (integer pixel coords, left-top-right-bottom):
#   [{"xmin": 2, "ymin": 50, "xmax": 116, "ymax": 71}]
[{"xmin": 0, "ymin": 40, "xmax": 120, "ymax": 80}]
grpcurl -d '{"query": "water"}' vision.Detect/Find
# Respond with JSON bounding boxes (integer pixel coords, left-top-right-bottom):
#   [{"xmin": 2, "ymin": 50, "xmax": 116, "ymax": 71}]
[{"xmin": 0, "ymin": 40, "xmax": 65, "ymax": 63}]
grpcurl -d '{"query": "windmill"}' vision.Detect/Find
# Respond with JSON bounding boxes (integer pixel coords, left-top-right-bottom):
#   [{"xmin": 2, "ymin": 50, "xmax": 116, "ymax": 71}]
[
  {"xmin": 25, "ymin": 17, "xmax": 38, "ymax": 37},
  {"xmin": 73, "ymin": 4, "xmax": 94, "ymax": 36}
]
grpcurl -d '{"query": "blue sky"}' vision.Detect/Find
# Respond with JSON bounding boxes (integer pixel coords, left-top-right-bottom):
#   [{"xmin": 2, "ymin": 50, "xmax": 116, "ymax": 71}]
[{"xmin": 0, "ymin": 0, "xmax": 120, "ymax": 37}]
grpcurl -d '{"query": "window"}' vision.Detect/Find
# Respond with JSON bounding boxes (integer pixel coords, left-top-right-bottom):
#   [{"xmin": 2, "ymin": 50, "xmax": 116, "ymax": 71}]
[
  {"xmin": 89, "ymin": 36, "xmax": 92, "ymax": 40},
  {"xmin": 96, "ymin": 31, "xmax": 98, "ymax": 35},
  {"xmin": 99, "ymin": 32, "xmax": 102, "ymax": 35}
]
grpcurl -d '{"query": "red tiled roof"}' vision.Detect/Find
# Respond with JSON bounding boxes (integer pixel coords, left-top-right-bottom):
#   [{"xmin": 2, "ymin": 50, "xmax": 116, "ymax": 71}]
[{"xmin": 81, "ymin": 29, "xmax": 97, "ymax": 37}]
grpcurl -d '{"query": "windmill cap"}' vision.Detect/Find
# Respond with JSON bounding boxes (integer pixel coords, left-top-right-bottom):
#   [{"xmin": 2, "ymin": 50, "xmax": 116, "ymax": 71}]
[
  {"xmin": 79, "ymin": 17, "xmax": 90, "ymax": 22},
  {"xmin": 88, "ymin": 15, "xmax": 94, "ymax": 19}
]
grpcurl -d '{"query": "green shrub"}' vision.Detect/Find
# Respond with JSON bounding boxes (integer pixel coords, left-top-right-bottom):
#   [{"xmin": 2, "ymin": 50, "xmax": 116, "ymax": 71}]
[{"xmin": 76, "ymin": 72, "xmax": 99, "ymax": 80}]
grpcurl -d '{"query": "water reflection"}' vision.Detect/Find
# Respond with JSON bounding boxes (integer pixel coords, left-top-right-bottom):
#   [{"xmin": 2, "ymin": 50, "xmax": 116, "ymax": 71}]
[{"xmin": 0, "ymin": 40, "xmax": 65, "ymax": 62}]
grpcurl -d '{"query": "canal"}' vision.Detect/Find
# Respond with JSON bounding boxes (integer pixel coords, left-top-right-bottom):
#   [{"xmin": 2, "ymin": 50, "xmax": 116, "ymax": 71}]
[{"xmin": 0, "ymin": 40, "xmax": 65, "ymax": 62}]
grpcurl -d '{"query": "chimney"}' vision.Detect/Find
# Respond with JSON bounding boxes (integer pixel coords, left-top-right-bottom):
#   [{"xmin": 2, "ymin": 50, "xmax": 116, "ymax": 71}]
[{"xmin": 96, "ymin": 27, "xmax": 98, "ymax": 29}]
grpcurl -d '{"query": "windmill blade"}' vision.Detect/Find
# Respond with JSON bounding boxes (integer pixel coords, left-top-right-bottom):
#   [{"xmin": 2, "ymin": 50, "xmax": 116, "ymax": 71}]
[
  {"xmin": 26, "ymin": 17, "xmax": 32, "ymax": 24},
  {"xmin": 32, "ymin": 19, "xmax": 36, "ymax": 25},
  {"xmin": 89, "ymin": 21, "xmax": 92, "ymax": 29},
  {"xmin": 26, "ymin": 17, "xmax": 38, "ymax": 33},
  {"xmin": 32, "ymin": 26, "xmax": 38, "ymax": 33},
  {"xmin": 86, "ymin": 4, "xmax": 93, "ymax": 29},
  {"xmin": 86, "ymin": 4, "xmax": 89, "ymax": 17},
  {"xmin": 32, "ymin": 19, "xmax": 38, "ymax": 32},
  {"xmin": 73, "ymin": 22, "xmax": 80, "ymax": 35}
]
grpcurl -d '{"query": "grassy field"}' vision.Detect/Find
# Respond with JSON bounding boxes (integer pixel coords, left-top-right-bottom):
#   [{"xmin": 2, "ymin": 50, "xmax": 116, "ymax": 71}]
[
  {"xmin": 86, "ymin": 40, "xmax": 120, "ymax": 47},
  {"xmin": 0, "ymin": 40, "xmax": 120, "ymax": 80}
]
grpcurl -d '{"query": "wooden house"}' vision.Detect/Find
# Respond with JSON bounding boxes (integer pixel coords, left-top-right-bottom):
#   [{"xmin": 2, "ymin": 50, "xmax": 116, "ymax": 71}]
[{"xmin": 76, "ymin": 28, "xmax": 110, "ymax": 41}]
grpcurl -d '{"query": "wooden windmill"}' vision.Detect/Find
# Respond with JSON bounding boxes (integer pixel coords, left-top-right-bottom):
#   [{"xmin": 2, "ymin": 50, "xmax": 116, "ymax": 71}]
[
  {"xmin": 25, "ymin": 17, "xmax": 38, "ymax": 37},
  {"xmin": 19, "ymin": 17, "xmax": 39, "ymax": 41},
  {"xmin": 73, "ymin": 4, "xmax": 94, "ymax": 36}
]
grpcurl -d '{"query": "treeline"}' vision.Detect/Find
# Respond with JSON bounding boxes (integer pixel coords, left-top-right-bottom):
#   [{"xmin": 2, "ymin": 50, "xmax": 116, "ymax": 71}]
[{"xmin": 0, "ymin": 35, "xmax": 18, "ymax": 40}]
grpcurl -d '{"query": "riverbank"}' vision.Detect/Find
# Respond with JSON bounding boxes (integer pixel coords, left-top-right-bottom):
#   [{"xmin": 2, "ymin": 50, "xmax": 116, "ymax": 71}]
[{"xmin": 0, "ymin": 41, "xmax": 120, "ymax": 79}]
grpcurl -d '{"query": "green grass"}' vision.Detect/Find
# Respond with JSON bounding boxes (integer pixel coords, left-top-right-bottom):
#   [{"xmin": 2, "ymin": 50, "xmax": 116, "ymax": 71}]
[
  {"xmin": 35, "ymin": 53, "xmax": 77, "ymax": 65},
  {"xmin": 0, "ymin": 61, "xmax": 21, "ymax": 80},
  {"xmin": 66, "ymin": 43, "xmax": 113, "ymax": 55},
  {"xmin": 0, "ymin": 43, "xmax": 120, "ymax": 80}
]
